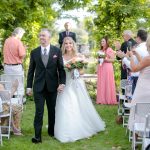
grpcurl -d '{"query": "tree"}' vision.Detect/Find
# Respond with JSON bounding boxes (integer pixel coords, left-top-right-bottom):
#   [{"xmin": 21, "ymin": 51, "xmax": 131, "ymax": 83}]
[
  {"xmin": 58, "ymin": 0, "xmax": 91, "ymax": 10},
  {"xmin": 0, "ymin": 0, "xmax": 58, "ymax": 74},
  {"xmin": 89, "ymin": 0, "xmax": 150, "ymax": 41}
]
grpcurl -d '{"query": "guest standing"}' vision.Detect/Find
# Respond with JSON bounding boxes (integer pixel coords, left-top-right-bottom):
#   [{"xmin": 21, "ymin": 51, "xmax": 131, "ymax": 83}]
[
  {"xmin": 58, "ymin": 22, "xmax": 76, "ymax": 48},
  {"xmin": 117, "ymin": 29, "xmax": 149, "ymax": 94},
  {"xmin": 127, "ymin": 35, "xmax": 150, "ymax": 131},
  {"xmin": 3, "ymin": 27, "xmax": 26, "ymax": 95},
  {"xmin": 96, "ymin": 37, "xmax": 117, "ymax": 104},
  {"xmin": 115, "ymin": 30, "xmax": 137, "ymax": 80}
]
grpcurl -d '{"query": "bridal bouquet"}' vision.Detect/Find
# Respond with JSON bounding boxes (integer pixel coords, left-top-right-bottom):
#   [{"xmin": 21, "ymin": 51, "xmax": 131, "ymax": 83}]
[
  {"xmin": 65, "ymin": 58, "xmax": 88, "ymax": 78},
  {"xmin": 97, "ymin": 51, "xmax": 106, "ymax": 66},
  {"xmin": 65, "ymin": 58, "xmax": 88, "ymax": 71}
]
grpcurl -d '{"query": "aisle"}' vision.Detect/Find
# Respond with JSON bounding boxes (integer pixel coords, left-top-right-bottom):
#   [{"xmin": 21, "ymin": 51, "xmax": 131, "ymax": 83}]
[{"xmin": 2, "ymin": 101, "xmax": 130, "ymax": 150}]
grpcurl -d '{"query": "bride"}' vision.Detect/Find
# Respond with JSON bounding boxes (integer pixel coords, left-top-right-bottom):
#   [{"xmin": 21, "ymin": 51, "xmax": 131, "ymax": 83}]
[{"xmin": 54, "ymin": 37, "xmax": 105, "ymax": 143}]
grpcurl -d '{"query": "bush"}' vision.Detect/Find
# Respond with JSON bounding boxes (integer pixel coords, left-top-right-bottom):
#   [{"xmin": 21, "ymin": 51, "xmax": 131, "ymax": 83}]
[
  {"xmin": 85, "ymin": 79, "xmax": 97, "ymax": 102},
  {"xmin": 85, "ymin": 62, "xmax": 97, "ymax": 74}
]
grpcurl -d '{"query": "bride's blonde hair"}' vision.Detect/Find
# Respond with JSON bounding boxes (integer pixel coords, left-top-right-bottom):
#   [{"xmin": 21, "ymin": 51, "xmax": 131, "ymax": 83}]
[{"xmin": 61, "ymin": 37, "xmax": 77, "ymax": 56}]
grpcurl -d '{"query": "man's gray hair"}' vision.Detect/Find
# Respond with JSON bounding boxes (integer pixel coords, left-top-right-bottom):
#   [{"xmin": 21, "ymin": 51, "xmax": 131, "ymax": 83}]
[
  {"xmin": 12, "ymin": 27, "xmax": 25, "ymax": 38},
  {"xmin": 123, "ymin": 30, "xmax": 133, "ymax": 37},
  {"xmin": 40, "ymin": 28, "xmax": 51, "ymax": 37}
]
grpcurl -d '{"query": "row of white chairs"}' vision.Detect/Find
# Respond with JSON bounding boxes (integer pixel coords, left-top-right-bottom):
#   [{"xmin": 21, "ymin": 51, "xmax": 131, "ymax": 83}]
[
  {"xmin": 0, "ymin": 74, "xmax": 24, "ymax": 146},
  {"xmin": 117, "ymin": 79, "xmax": 132, "ymax": 127},
  {"xmin": 117, "ymin": 79, "xmax": 150, "ymax": 149},
  {"xmin": 0, "ymin": 82, "xmax": 12, "ymax": 146},
  {"xmin": 132, "ymin": 103, "xmax": 150, "ymax": 150}
]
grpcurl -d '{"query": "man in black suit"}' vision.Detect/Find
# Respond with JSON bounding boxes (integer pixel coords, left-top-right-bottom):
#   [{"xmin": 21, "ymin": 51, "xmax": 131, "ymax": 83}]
[
  {"xmin": 115, "ymin": 30, "xmax": 137, "ymax": 80},
  {"xmin": 58, "ymin": 22, "xmax": 76, "ymax": 48},
  {"xmin": 27, "ymin": 28, "xmax": 66, "ymax": 143}
]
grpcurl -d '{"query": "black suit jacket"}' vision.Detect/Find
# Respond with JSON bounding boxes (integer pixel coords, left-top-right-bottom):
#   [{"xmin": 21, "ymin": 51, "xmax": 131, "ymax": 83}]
[
  {"xmin": 58, "ymin": 31, "xmax": 76, "ymax": 48},
  {"xmin": 118, "ymin": 38, "xmax": 137, "ymax": 79},
  {"xmin": 27, "ymin": 45, "xmax": 66, "ymax": 92},
  {"xmin": 121, "ymin": 38, "xmax": 137, "ymax": 54}
]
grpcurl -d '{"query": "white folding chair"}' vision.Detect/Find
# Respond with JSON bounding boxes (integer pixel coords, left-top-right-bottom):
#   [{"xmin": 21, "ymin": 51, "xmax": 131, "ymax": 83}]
[
  {"xmin": 0, "ymin": 123, "xmax": 2, "ymax": 146},
  {"xmin": 132, "ymin": 102, "xmax": 150, "ymax": 150},
  {"xmin": 142, "ymin": 113, "xmax": 150, "ymax": 150},
  {"xmin": 118, "ymin": 79, "xmax": 128, "ymax": 115},
  {"xmin": 0, "ymin": 90, "xmax": 12, "ymax": 140},
  {"xmin": 0, "ymin": 74, "xmax": 24, "ymax": 96},
  {"xmin": 0, "ymin": 74, "xmax": 25, "ymax": 110},
  {"xmin": 122, "ymin": 84, "xmax": 133, "ymax": 127}
]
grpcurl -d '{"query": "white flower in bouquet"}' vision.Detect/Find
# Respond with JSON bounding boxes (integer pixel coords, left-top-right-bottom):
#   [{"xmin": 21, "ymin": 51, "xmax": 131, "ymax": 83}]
[{"xmin": 97, "ymin": 51, "xmax": 106, "ymax": 66}]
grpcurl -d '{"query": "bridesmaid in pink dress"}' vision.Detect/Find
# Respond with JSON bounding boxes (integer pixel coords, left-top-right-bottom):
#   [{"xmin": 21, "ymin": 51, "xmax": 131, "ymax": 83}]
[{"xmin": 96, "ymin": 37, "xmax": 117, "ymax": 104}]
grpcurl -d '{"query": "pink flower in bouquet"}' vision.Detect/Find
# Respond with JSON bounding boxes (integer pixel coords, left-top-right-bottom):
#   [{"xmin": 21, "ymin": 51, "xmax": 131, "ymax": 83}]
[{"xmin": 65, "ymin": 63, "xmax": 71, "ymax": 69}]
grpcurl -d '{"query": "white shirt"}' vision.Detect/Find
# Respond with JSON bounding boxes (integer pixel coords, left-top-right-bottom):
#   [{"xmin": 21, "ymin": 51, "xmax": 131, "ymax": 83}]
[
  {"xmin": 41, "ymin": 45, "xmax": 50, "ymax": 55},
  {"xmin": 122, "ymin": 42, "xmax": 149, "ymax": 77},
  {"xmin": 26, "ymin": 45, "xmax": 50, "ymax": 92}
]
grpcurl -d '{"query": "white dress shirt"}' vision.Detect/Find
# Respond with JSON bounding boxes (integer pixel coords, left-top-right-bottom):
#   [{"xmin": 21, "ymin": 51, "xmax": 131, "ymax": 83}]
[
  {"xmin": 41, "ymin": 45, "xmax": 50, "ymax": 55},
  {"xmin": 122, "ymin": 42, "xmax": 149, "ymax": 77},
  {"xmin": 26, "ymin": 45, "xmax": 50, "ymax": 93}
]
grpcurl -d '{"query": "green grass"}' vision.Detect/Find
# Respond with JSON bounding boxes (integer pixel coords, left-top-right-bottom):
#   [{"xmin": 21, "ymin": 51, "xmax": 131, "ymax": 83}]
[{"xmin": 1, "ymin": 101, "xmax": 131, "ymax": 150}]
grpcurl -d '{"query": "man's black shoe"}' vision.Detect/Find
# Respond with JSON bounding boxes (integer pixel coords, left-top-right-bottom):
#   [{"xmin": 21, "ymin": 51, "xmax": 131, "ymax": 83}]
[
  {"xmin": 48, "ymin": 129, "xmax": 54, "ymax": 137},
  {"xmin": 32, "ymin": 137, "xmax": 42, "ymax": 144}
]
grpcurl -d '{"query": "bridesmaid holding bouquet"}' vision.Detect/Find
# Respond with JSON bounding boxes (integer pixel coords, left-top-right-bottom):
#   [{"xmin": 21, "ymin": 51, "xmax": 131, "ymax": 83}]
[{"xmin": 96, "ymin": 36, "xmax": 117, "ymax": 105}]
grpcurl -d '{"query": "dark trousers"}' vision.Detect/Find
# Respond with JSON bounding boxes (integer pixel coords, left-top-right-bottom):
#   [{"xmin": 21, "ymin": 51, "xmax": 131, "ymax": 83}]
[
  {"xmin": 131, "ymin": 76, "xmax": 138, "ymax": 95},
  {"xmin": 33, "ymin": 83, "xmax": 57, "ymax": 139}
]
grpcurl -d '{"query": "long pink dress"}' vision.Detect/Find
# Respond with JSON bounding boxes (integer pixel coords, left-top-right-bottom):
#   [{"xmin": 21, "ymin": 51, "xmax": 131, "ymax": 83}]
[{"xmin": 96, "ymin": 47, "xmax": 117, "ymax": 104}]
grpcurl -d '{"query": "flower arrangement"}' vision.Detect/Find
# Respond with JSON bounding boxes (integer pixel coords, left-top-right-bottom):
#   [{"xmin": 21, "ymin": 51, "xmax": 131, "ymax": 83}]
[
  {"xmin": 97, "ymin": 51, "xmax": 106, "ymax": 66},
  {"xmin": 65, "ymin": 58, "xmax": 88, "ymax": 72}
]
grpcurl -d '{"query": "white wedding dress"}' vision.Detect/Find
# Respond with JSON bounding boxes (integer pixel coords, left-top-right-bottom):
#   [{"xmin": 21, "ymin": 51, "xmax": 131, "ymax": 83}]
[{"xmin": 54, "ymin": 59, "xmax": 105, "ymax": 143}]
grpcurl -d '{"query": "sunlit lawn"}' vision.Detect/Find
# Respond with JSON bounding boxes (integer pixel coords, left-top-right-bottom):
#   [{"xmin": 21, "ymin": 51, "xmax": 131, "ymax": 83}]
[{"xmin": 1, "ymin": 100, "xmax": 131, "ymax": 150}]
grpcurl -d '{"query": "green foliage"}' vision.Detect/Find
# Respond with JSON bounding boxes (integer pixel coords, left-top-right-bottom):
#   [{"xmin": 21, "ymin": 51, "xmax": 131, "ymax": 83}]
[
  {"xmin": 85, "ymin": 62, "xmax": 96, "ymax": 74},
  {"xmin": 0, "ymin": 0, "xmax": 58, "ymax": 76},
  {"xmin": 58, "ymin": 0, "xmax": 91, "ymax": 10},
  {"xmin": 86, "ymin": 0, "xmax": 150, "ymax": 44},
  {"xmin": 113, "ymin": 60, "xmax": 121, "ymax": 91},
  {"xmin": 85, "ymin": 79, "xmax": 97, "ymax": 101}
]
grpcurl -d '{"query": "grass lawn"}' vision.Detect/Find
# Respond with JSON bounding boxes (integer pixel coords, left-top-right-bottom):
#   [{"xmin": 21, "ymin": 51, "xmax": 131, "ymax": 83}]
[{"xmin": 1, "ymin": 100, "xmax": 131, "ymax": 150}]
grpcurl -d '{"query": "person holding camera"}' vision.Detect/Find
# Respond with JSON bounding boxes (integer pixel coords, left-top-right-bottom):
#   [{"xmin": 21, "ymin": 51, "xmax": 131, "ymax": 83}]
[
  {"xmin": 115, "ymin": 30, "xmax": 136, "ymax": 81},
  {"xmin": 117, "ymin": 29, "xmax": 149, "ymax": 94}
]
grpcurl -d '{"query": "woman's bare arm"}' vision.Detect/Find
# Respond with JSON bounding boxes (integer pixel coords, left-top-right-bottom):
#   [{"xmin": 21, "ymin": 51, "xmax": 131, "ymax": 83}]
[{"xmin": 130, "ymin": 56, "xmax": 150, "ymax": 72}]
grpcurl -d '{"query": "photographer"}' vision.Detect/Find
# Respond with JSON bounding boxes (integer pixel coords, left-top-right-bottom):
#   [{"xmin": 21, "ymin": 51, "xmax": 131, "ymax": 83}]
[{"xmin": 117, "ymin": 29, "xmax": 149, "ymax": 94}]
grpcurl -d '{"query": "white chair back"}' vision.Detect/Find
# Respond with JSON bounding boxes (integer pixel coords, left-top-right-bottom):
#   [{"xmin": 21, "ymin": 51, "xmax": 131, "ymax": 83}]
[
  {"xmin": 134, "ymin": 102, "xmax": 150, "ymax": 118},
  {"xmin": 0, "ymin": 90, "xmax": 12, "ymax": 139},
  {"xmin": 120, "ymin": 79, "xmax": 128, "ymax": 90},
  {"xmin": 0, "ymin": 74, "xmax": 24, "ymax": 96},
  {"xmin": 144, "ymin": 113, "xmax": 150, "ymax": 138},
  {"xmin": 125, "ymin": 84, "xmax": 132, "ymax": 98}
]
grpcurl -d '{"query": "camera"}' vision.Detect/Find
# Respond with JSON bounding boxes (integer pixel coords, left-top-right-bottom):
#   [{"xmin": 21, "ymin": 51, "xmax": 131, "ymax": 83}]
[{"xmin": 127, "ymin": 41, "xmax": 132, "ymax": 51}]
